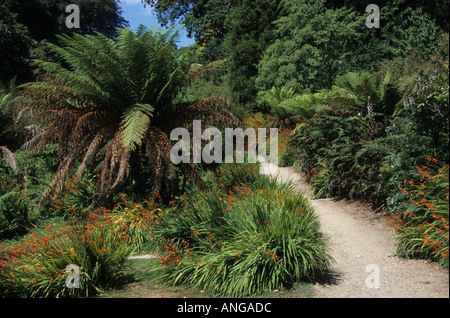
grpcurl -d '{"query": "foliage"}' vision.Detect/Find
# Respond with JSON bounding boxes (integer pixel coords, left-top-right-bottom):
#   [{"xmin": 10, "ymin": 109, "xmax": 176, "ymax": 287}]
[
  {"xmin": 258, "ymin": 87, "xmax": 298, "ymax": 128},
  {"xmin": 333, "ymin": 71, "xmax": 404, "ymax": 116},
  {"xmin": 256, "ymin": 0, "xmax": 361, "ymax": 93},
  {"xmin": 290, "ymin": 110, "xmax": 392, "ymax": 207},
  {"xmin": 0, "ymin": 79, "xmax": 18, "ymax": 172},
  {"xmin": 0, "ymin": 177, "xmax": 30, "ymax": 239},
  {"xmin": 0, "ymin": 191, "xmax": 161, "ymax": 297},
  {"xmin": 328, "ymin": 0, "xmax": 442, "ymax": 73},
  {"xmin": 222, "ymin": 0, "xmax": 279, "ymax": 107},
  {"xmin": 1, "ymin": 0, "xmax": 128, "ymax": 85},
  {"xmin": 3, "ymin": 0, "xmax": 128, "ymax": 41},
  {"xmin": 0, "ymin": 219, "xmax": 132, "ymax": 297},
  {"xmin": 144, "ymin": 0, "xmax": 230, "ymax": 41},
  {"xmin": 387, "ymin": 158, "xmax": 449, "ymax": 269},
  {"xmin": 287, "ymin": 63, "xmax": 448, "ymax": 212},
  {"xmin": 39, "ymin": 174, "xmax": 100, "ymax": 219},
  {"xmin": 368, "ymin": 1, "xmax": 441, "ymax": 61},
  {"xmin": 20, "ymin": 26, "xmax": 238, "ymax": 208},
  {"xmin": 0, "ymin": 4, "xmax": 35, "ymax": 84},
  {"xmin": 0, "ymin": 146, "xmax": 59, "ymax": 218},
  {"xmin": 0, "ymin": 79, "xmax": 17, "ymax": 140},
  {"xmin": 261, "ymin": 86, "xmax": 363, "ymax": 128},
  {"xmin": 331, "ymin": 0, "xmax": 449, "ymax": 32},
  {"xmin": 384, "ymin": 67, "xmax": 449, "ymax": 210},
  {"xmin": 149, "ymin": 163, "xmax": 333, "ymax": 297}
]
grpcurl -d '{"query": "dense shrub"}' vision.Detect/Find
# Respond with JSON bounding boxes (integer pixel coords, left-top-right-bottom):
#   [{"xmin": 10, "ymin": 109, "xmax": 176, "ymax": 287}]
[
  {"xmin": 286, "ymin": 65, "xmax": 449, "ymax": 266},
  {"xmin": 387, "ymin": 158, "xmax": 449, "ymax": 269},
  {"xmin": 384, "ymin": 69, "xmax": 449, "ymax": 204},
  {"xmin": 0, "ymin": 219, "xmax": 133, "ymax": 297},
  {"xmin": 0, "ymin": 191, "xmax": 160, "ymax": 297},
  {"xmin": 0, "ymin": 177, "xmax": 29, "ymax": 239},
  {"xmin": 289, "ymin": 111, "xmax": 391, "ymax": 208},
  {"xmin": 149, "ymin": 163, "xmax": 333, "ymax": 297},
  {"xmin": 289, "ymin": 66, "xmax": 449, "ymax": 209}
]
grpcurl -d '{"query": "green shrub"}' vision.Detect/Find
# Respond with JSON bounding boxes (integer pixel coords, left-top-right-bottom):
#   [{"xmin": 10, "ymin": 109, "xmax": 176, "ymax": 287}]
[
  {"xmin": 0, "ymin": 145, "xmax": 59, "ymax": 219},
  {"xmin": 384, "ymin": 68, "xmax": 449, "ymax": 211},
  {"xmin": 150, "ymin": 163, "xmax": 333, "ymax": 297},
  {"xmin": 279, "ymin": 147, "xmax": 296, "ymax": 167},
  {"xmin": 388, "ymin": 158, "xmax": 449, "ymax": 269},
  {"xmin": 290, "ymin": 111, "xmax": 392, "ymax": 207},
  {"xmin": 0, "ymin": 177, "xmax": 29, "ymax": 239},
  {"xmin": 40, "ymin": 174, "xmax": 100, "ymax": 219},
  {"xmin": 0, "ymin": 212, "xmax": 136, "ymax": 297}
]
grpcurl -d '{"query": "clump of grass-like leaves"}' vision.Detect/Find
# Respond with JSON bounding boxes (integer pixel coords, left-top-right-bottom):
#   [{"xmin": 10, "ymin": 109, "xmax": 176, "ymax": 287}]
[{"xmin": 150, "ymin": 163, "xmax": 333, "ymax": 297}]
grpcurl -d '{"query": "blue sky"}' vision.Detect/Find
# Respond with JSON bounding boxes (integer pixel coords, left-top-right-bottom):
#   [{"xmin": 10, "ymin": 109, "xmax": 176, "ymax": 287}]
[{"xmin": 119, "ymin": 0, "xmax": 195, "ymax": 47}]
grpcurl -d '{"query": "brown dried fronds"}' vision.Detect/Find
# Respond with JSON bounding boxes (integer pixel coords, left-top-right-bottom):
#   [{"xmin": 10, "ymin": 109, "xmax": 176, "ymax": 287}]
[
  {"xmin": 0, "ymin": 146, "xmax": 18, "ymax": 173},
  {"xmin": 186, "ymin": 59, "xmax": 229, "ymax": 86}
]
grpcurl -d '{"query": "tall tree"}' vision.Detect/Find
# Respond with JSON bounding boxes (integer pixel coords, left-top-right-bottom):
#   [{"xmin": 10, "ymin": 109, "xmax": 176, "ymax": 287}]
[
  {"xmin": 327, "ymin": 0, "xmax": 442, "ymax": 71},
  {"xmin": 256, "ymin": 0, "xmax": 361, "ymax": 93},
  {"xmin": 329, "ymin": 0, "xmax": 449, "ymax": 31},
  {"xmin": 222, "ymin": 0, "xmax": 279, "ymax": 107},
  {"xmin": 0, "ymin": 4, "xmax": 35, "ymax": 84},
  {"xmin": 144, "ymin": 0, "xmax": 231, "ymax": 41},
  {"xmin": 3, "ymin": 0, "xmax": 128, "ymax": 41}
]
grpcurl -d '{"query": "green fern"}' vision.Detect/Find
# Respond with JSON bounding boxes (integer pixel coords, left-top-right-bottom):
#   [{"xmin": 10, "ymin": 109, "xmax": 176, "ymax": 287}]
[
  {"xmin": 18, "ymin": 25, "xmax": 238, "ymax": 206},
  {"xmin": 333, "ymin": 71, "xmax": 404, "ymax": 116},
  {"xmin": 120, "ymin": 103, "xmax": 154, "ymax": 150}
]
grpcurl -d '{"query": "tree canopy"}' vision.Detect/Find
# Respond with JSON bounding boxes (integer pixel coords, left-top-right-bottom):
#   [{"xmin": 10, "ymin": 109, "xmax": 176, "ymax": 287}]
[
  {"xmin": 0, "ymin": 0, "xmax": 128, "ymax": 84},
  {"xmin": 0, "ymin": 4, "xmax": 35, "ymax": 84},
  {"xmin": 256, "ymin": 0, "xmax": 361, "ymax": 93},
  {"xmin": 3, "ymin": 0, "xmax": 128, "ymax": 41}
]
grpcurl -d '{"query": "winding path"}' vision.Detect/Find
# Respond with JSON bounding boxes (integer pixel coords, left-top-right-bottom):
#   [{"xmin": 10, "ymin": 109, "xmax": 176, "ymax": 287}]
[{"xmin": 258, "ymin": 156, "xmax": 449, "ymax": 298}]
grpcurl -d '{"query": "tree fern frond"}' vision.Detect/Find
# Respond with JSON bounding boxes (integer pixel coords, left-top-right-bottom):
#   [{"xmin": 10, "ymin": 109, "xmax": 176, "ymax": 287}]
[
  {"xmin": 70, "ymin": 110, "xmax": 116, "ymax": 146},
  {"xmin": 76, "ymin": 127, "xmax": 113, "ymax": 178},
  {"xmin": 0, "ymin": 192, "xmax": 17, "ymax": 210},
  {"xmin": 120, "ymin": 103, "xmax": 154, "ymax": 150},
  {"xmin": 0, "ymin": 146, "xmax": 18, "ymax": 172},
  {"xmin": 111, "ymin": 147, "xmax": 131, "ymax": 191},
  {"xmin": 155, "ymin": 68, "xmax": 186, "ymax": 107},
  {"xmin": 186, "ymin": 59, "xmax": 229, "ymax": 85},
  {"xmin": 183, "ymin": 96, "xmax": 240, "ymax": 127},
  {"xmin": 143, "ymin": 126, "xmax": 172, "ymax": 195}
]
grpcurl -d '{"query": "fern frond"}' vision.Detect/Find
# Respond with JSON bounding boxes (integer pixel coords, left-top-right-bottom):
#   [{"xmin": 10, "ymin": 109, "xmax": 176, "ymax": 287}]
[
  {"xmin": 0, "ymin": 192, "xmax": 17, "ymax": 209},
  {"xmin": 186, "ymin": 59, "xmax": 229, "ymax": 85},
  {"xmin": 183, "ymin": 96, "xmax": 240, "ymax": 127},
  {"xmin": 120, "ymin": 103, "xmax": 154, "ymax": 150},
  {"xmin": 76, "ymin": 127, "xmax": 112, "ymax": 178},
  {"xmin": 0, "ymin": 146, "xmax": 18, "ymax": 172},
  {"xmin": 143, "ymin": 126, "xmax": 172, "ymax": 196}
]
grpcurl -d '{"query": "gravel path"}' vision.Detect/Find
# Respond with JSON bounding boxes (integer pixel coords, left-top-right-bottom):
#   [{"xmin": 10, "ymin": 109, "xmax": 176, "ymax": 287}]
[{"xmin": 259, "ymin": 157, "xmax": 449, "ymax": 298}]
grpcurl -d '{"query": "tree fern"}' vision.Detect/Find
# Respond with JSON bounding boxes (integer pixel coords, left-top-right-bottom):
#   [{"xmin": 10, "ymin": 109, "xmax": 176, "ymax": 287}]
[
  {"xmin": 333, "ymin": 71, "xmax": 403, "ymax": 116},
  {"xmin": 18, "ymin": 25, "xmax": 239, "ymax": 208}
]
